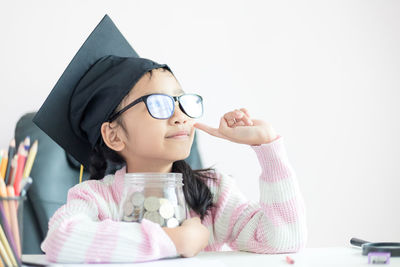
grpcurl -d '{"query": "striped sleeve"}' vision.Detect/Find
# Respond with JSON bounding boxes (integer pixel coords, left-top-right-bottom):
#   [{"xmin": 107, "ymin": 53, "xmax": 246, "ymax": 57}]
[
  {"xmin": 40, "ymin": 181, "xmax": 178, "ymax": 263},
  {"xmin": 206, "ymin": 136, "xmax": 307, "ymax": 253}
]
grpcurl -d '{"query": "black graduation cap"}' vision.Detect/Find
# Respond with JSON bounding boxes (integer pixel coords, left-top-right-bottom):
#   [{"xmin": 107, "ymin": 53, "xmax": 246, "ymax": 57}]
[{"xmin": 33, "ymin": 14, "xmax": 171, "ymax": 168}]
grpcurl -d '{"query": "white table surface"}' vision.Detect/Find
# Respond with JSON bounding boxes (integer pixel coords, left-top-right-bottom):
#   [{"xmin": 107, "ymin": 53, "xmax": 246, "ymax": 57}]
[{"xmin": 22, "ymin": 247, "xmax": 400, "ymax": 267}]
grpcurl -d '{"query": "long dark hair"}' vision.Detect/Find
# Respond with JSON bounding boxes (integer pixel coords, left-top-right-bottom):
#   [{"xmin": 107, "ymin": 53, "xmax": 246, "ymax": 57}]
[{"xmin": 89, "ymin": 68, "xmax": 215, "ymax": 219}]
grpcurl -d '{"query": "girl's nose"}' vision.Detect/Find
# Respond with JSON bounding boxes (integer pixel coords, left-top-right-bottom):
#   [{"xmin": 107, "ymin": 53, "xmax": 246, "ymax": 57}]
[{"xmin": 170, "ymin": 102, "xmax": 188, "ymax": 124}]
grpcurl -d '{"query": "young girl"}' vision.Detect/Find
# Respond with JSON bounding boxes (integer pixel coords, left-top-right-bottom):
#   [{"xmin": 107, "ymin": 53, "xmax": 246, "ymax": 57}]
[{"xmin": 35, "ymin": 15, "xmax": 307, "ymax": 263}]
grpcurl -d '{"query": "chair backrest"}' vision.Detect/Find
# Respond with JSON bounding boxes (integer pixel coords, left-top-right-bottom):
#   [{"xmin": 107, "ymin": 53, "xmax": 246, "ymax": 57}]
[{"xmin": 15, "ymin": 112, "xmax": 203, "ymax": 254}]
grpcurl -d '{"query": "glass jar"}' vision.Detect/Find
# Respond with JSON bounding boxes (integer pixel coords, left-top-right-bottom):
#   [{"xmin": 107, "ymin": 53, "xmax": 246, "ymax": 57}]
[{"xmin": 119, "ymin": 173, "xmax": 188, "ymax": 228}]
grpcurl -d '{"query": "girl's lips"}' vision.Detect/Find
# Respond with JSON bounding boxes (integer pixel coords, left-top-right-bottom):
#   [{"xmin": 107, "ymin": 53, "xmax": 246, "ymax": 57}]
[
  {"xmin": 166, "ymin": 130, "xmax": 190, "ymax": 138},
  {"xmin": 166, "ymin": 134, "xmax": 189, "ymax": 139}
]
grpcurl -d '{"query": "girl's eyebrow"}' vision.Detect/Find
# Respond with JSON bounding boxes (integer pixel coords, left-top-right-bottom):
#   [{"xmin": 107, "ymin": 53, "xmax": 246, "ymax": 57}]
[
  {"xmin": 174, "ymin": 88, "xmax": 185, "ymax": 94},
  {"xmin": 143, "ymin": 89, "xmax": 184, "ymax": 96}
]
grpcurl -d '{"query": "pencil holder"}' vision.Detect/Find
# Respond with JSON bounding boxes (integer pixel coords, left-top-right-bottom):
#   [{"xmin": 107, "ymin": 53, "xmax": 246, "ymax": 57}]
[
  {"xmin": 119, "ymin": 173, "xmax": 189, "ymax": 228},
  {"xmin": 0, "ymin": 196, "xmax": 26, "ymax": 267}
]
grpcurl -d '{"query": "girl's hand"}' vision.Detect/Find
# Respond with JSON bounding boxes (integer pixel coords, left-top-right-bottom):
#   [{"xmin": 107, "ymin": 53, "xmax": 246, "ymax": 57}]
[
  {"xmin": 163, "ymin": 217, "xmax": 209, "ymax": 258},
  {"xmin": 194, "ymin": 108, "xmax": 278, "ymax": 146}
]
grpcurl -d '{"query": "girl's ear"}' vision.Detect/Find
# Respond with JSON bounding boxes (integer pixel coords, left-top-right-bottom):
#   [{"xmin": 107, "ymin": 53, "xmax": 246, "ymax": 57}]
[{"xmin": 101, "ymin": 122, "xmax": 125, "ymax": 152}]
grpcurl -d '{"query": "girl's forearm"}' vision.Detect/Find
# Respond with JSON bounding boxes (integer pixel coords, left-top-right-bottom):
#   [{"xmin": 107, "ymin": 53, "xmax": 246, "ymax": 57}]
[
  {"xmin": 163, "ymin": 226, "xmax": 186, "ymax": 256},
  {"xmin": 162, "ymin": 218, "xmax": 210, "ymax": 258}
]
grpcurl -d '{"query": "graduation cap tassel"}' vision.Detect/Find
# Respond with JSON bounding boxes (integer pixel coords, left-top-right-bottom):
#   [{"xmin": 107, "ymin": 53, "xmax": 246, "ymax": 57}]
[{"xmin": 79, "ymin": 165, "xmax": 84, "ymax": 184}]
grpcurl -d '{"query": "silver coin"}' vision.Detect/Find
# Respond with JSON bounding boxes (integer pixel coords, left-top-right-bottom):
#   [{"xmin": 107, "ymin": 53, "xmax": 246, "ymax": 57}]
[
  {"xmin": 144, "ymin": 196, "xmax": 160, "ymax": 211},
  {"xmin": 166, "ymin": 217, "xmax": 179, "ymax": 228},
  {"xmin": 143, "ymin": 211, "xmax": 164, "ymax": 225},
  {"xmin": 123, "ymin": 201, "xmax": 134, "ymax": 216},
  {"xmin": 174, "ymin": 205, "xmax": 186, "ymax": 222},
  {"xmin": 159, "ymin": 201, "xmax": 174, "ymax": 219},
  {"xmin": 123, "ymin": 215, "xmax": 136, "ymax": 222},
  {"xmin": 159, "ymin": 198, "xmax": 169, "ymax": 205},
  {"xmin": 131, "ymin": 192, "xmax": 145, "ymax": 206}
]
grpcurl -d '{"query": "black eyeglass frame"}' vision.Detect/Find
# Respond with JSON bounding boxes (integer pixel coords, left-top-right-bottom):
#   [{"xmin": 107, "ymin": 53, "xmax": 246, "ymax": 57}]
[{"xmin": 108, "ymin": 93, "xmax": 203, "ymax": 122}]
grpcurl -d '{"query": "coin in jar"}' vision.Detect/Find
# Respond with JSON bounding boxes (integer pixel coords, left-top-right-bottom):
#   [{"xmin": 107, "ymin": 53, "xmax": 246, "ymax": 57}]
[
  {"xmin": 123, "ymin": 215, "xmax": 136, "ymax": 222},
  {"xmin": 143, "ymin": 211, "xmax": 164, "ymax": 225},
  {"xmin": 132, "ymin": 207, "xmax": 143, "ymax": 219},
  {"xmin": 159, "ymin": 198, "xmax": 169, "ymax": 205},
  {"xmin": 166, "ymin": 217, "xmax": 179, "ymax": 228},
  {"xmin": 123, "ymin": 201, "xmax": 134, "ymax": 216},
  {"xmin": 131, "ymin": 192, "xmax": 145, "ymax": 207},
  {"xmin": 159, "ymin": 201, "xmax": 174, "ymax": 219},
  {"xmin": 144, "ymin": 196, "xmax": 160, "ymax": 211}
]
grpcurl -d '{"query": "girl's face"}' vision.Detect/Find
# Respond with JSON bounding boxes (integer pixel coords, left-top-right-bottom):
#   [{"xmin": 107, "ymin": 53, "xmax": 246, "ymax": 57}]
[{"xmin": 110, "ymin": 68, "xmax": 196, "ymax": 172}]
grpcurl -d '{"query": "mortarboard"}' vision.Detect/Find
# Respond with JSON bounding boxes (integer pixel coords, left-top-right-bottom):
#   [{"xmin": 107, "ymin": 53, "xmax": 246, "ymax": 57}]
[{"xmin": 33, "ymin": 14, "xmax": 171, "ymax": 168}]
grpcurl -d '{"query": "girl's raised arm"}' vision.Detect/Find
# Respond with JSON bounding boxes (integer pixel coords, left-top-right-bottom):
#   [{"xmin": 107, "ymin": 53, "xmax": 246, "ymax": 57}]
[
  {"xmin": 204, "ymin": 136, "xmax": 307, "ymax": 253},
  {"xmin": 194, "ymin": 109, "xmax": 307, "ymax": 253}
]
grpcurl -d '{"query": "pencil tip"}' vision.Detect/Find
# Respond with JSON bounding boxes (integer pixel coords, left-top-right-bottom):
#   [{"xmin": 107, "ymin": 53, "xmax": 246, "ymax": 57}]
[
  {"xmin": 17, "ymin": 142, "xmax": 24, "ymax": 153},
  {"xmin": 10, "ymin": 138, "xmax": 15, "ymax": 147}
]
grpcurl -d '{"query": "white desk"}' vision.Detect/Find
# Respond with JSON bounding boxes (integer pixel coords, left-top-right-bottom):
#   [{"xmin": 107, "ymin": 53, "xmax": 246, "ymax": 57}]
[{"xmin": 22, "ymin": 247, "xmax": 400, "ymax": 267}]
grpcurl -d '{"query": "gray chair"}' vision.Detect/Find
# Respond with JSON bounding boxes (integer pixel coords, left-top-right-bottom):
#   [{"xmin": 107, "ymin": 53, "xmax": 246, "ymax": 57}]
[{"xmin": 15, "ymin": 112, "xmax": 203, "ymax": 254}]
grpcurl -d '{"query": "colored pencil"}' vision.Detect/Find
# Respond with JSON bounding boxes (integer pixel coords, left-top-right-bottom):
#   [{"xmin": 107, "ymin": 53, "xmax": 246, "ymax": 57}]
[
  {"xmin": 7, "ymin": 156, "xmax": 17, "ymax": 188},
  {"xmin": 5, "ymin": 186, "xmax": 20, "ymax": 258},
  {"xmin": 0, "ymin": 201, "xmax": 18, "ymax": 265},
  {"xmin": 0, "ymin": 234, "xmax": 12, "ymax": 267},
  {"xmin": 22, "ymin": 140, "xmax": 38, "ymax": 179},
  {"xmin": 0, "ymin": 219, "xmax": 17, "ymax": 267},
  {"xmin": 0, "ymin": 180, "xmax": 11, "ymax": 234},
  {"xmin": 0, "ymin": 181, "xmax": 17, "ymax": 267},
  {"xmin": 23, "ymin": 137, "xmax": 30, "ymax": 154},
  {"xmin": 4, "ymin": 139, "xmax": 15, "ymax": 187},
  {"xmin": 0, "ymin": 136, "xmax": 36, "ymax": 265},
  {"xmin": 12, "ymin": 144, "xmax": 27, "ymax": 196},
  {"xmin": 0, "ymin": 250, "xmax": 4, "ymax": 267},
  {"xmin": 0, "ymin": 151, "xmax": 7, "ymax": 180},
  {"xmin": 0, "ymin": 223, "xmax": 17, "ymax": 267}
]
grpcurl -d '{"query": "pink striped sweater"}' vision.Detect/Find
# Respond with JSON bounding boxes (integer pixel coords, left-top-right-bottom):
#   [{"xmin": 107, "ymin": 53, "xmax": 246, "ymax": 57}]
[{"xmin": 41, "ymin": 136, "xmax": 307, "ymax": 263}]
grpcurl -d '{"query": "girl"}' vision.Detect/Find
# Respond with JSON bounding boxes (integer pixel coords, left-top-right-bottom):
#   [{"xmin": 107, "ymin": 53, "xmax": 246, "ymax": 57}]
[
  {"xmin": 34, "ymin": 15, "xmax": 307, "ymax": 263},
  {"xmin": 40, "ymin": 66, "xmax": 307, "ymax": 263}
]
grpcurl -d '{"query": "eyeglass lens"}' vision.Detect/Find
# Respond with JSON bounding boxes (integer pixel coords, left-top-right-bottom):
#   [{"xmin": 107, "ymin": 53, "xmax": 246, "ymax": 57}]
[{"xmin": 146, "ymin": 94, "xmax": 202, "ymax": 119}]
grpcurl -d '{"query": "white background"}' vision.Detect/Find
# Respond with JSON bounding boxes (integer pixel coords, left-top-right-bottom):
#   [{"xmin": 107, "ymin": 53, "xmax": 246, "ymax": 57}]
[{"xmin": 1, "ymin": 0, "xmax": 399, "ymax": 247}]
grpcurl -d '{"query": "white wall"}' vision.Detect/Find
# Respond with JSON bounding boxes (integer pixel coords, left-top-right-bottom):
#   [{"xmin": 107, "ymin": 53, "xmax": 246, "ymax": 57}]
[{"xmin": 1, "ymin": 0, "xmax": 399, "ymax": 247}]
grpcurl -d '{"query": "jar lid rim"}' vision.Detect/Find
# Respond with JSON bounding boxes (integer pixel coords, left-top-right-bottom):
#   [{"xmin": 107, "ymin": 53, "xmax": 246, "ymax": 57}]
[
  {"xmin": 125, "ymin": 172, "xmax": 182, "ymax": 177},
  {"xmin": 124, "ymin": 172, "xmax": 183, "ymax": 183}
]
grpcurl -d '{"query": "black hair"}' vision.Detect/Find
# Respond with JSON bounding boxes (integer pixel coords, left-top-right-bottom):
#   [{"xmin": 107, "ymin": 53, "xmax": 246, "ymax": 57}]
[{"xmin": 89, "ymin": 68, "xmax": 215, "ymax": 219}]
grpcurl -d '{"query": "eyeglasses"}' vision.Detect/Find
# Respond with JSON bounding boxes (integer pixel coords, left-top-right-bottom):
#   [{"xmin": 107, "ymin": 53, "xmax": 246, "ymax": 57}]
[{"xmin": 108, "ymin": 93, "xmax": 203, "ymax": 122}]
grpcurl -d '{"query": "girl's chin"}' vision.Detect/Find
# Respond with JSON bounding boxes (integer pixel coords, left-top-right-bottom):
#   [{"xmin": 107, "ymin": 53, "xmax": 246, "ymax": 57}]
[{"xmin": 165, "ymin": 146, "xmax": 191, "ymax": 159}]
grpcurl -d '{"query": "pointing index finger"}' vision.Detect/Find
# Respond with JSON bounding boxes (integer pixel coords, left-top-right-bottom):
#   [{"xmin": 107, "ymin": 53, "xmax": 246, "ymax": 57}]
[{"xmin": 194, "ymin": 122, "xmax": 225, "ymax": 138}]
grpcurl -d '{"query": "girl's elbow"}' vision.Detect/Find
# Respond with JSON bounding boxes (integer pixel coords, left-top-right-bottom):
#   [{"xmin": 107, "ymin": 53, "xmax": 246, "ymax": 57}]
[
  {"xmin": 40, "ymin": 236, "xmax": 60, "ymax": 263},
  {"xmin": 274, "ymin": 231, "xmax": 307, "ymax": 254},
  {"xmin": 257, "ymin": 228, "xmax": 307, "ymax": 254}
]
